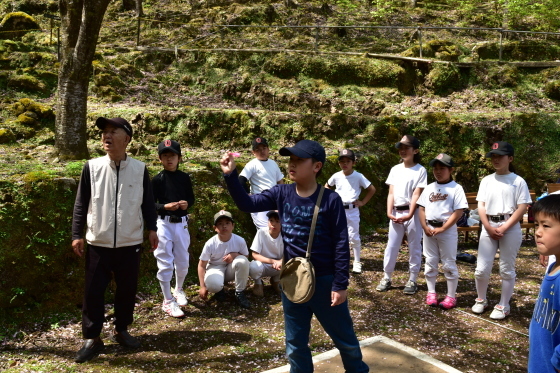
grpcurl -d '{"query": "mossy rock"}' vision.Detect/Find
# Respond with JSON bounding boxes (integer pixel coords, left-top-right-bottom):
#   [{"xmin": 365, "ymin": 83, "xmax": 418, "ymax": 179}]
[
  {"xmin": 0, "ymin": 127, "xmax": 16, "ymax": 143},
  {"xmin": 91, "ymin": 85, "xmax": 118, "ymax": 98},
  {"xmin": 93, "ymin": 73, "xmax": 125, "ymax": 88},
  {"xmin": 0, "ymin": 12, "xmax": 40, "ymax": 40},
  {"xmin": 545, "ymin": 80, "xmax": 560, "ymax": 101},
  {"xmin": 7, "ymin": 74, "xmax": 45, "ymax": 92},
  {"xmin": 424, "ymin": 63, "xmax": 462, "ymax": 95},
  {"xmin": 9, "ymin": 98, "xmax": 54, "ymax": 119},
  {"xmin": 16, "ymin": 111, "xmax": 38, "ymax": 126},
  {"xmin": 118, "ymin": 63, "xmax": 143, "ymax": 79},
  {"xmin": 402, "ymin": 40, "xmax": 466, "ymax": 62},
  {"xmin": 34, "ymin": 70, "xmax": 57, "ymax": 87}
]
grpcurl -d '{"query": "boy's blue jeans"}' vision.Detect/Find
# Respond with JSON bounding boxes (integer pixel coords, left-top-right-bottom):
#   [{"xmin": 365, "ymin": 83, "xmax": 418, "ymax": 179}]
[{"xmin": 281, "ymin": 275, "xmax": 369, "ymax": 373}]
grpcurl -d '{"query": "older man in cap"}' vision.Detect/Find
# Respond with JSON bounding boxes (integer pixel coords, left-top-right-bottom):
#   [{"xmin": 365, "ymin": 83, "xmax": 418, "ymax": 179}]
[{"xmin": 71, "ymin": 117, "xmax": 158, "ymax": 363}]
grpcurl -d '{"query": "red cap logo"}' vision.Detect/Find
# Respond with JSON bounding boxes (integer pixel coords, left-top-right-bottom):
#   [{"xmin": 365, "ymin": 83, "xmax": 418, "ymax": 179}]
[
  {"xmin": 437, "ymin": 153, "xmax": 443, "ymax": 159},
  {"xmin": 219, "ymin": 210, "xmax": 225, "ymax": 215},
  {"xmin": 342, "ymin": 149, "xmax": 348, "ymax": 155},
  {"xmin": 401, "ymin": 136, "xmax": 408, "ymax": 142},
  {"xmin": 256, "ymin": 138, "xmax": 262, "ymax": 143},
  {"xmin": 164, "ymin": 139, "xmax": 171, "ymax": 147},
  {"xmin": 492, "ymin": 143, "xmax": 499, "ymax": 149}
]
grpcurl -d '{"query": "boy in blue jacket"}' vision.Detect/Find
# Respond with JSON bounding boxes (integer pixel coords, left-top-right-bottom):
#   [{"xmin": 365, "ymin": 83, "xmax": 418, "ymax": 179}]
[{"xmin": 220, "ymin": 140, "xmax": 368, "ymax": 372}]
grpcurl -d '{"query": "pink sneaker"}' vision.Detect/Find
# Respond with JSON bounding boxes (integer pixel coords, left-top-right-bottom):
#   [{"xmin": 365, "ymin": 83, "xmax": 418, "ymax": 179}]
[
  {"xmin": 426, "ymin": 292, "xmax": 438, "ymax": 307},
  {"xmin": 439, "ymin": 296, "xmax": 457, "ymax": 310}
]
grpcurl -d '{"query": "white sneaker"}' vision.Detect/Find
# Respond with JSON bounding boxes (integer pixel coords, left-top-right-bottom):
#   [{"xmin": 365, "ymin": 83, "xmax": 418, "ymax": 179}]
[
  {"xmin": 173, "ymin": 288, "xmax": 188, "ymax": 306},
  {"xmin": 471, "ymin": 298, "xmax": 488, "ymax": 314},
  {"xmin": 162, "ymin": 298, "xmax": 184, "ymax": 318},
  {"xmin": 489, "ymin": 304, "xmax": 510, "ymax": 320},
  {"xmin": 352, "ymin": 261, "xmax": 362, "ymax": 274}
]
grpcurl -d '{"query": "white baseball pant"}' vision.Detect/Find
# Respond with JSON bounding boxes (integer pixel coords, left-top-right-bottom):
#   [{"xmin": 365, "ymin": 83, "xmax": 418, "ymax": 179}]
[
  {"xmin": 154, "ymin": 216, "xmax": 190, "ymax": 282},
  {"xmin": 383, "ymin": 208, "xmax": 423, "ymax": 277},
  {"xmin": 204, "ymin": 255, "xmax": 250, "ymax": 293},
  {"xmin": 423, "ymin": 224, "xmax": 459, "ymax": 296},
  {"xmin": 345, "ymin": 207, "xmax": 361, "ymax": 262},
  {"xmin": 249, "ymin": 260, "xmax": 281, "ymax": 282}
]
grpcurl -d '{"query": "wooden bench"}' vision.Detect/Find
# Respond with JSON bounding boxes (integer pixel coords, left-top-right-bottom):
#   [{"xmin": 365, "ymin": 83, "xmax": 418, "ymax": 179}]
[
  {"xmin": 457, "ymin": 192, "xmax": 480, "ymax": 242},
  {"xmin": 548, "ymin": 183, "xmax": 560, "ymax": 194}
]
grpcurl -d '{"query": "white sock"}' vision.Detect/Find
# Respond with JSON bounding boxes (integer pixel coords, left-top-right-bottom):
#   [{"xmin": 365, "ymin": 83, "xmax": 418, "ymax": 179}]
[
  {"xmin": 175, "ymin": 271, "xmax": 186, "ymax": 291},
  {"xmin": 475, "ymin": 277, "xmax": 490, "ymax": 300},
  {"xmin": 446, "ymin": 278, "xmax": 458, "ymax": 298},
  {"xmin": 409, "ymin": 272, "xmax": 419, "ymax": 282},
  {"xmin": 159, "ymin": 281, "xmax": 173, "ymax": 301},
  {"xmin": 425, "ymin": 276, "xmax": 437, "ymax": 293},
  {"xmin": 353, "ymin": 247, "xmax": 361, "ymax": 263},
  {"xmin": 383, "ymin": 273, "xmax": 392, "ymax": 281},
  {"xmin": 499, "ymin": 278, "xmax": 515, "ymax": 307}
]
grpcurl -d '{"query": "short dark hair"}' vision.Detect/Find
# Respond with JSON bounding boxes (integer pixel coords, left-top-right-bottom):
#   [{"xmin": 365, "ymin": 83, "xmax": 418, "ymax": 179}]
[{"xmin": 533, "ymin": 194, "xmax": 560, "ymax": 223}]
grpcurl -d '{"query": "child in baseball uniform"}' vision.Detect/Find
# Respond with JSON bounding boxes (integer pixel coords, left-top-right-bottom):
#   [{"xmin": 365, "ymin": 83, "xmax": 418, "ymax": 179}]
[
  {"xmin": 377, "ymin": 135, "xmax": 427, "ymax": 294},
  {"xmin": 529, "ymin": 194, "xmax": 560, "ymax": 373},
  {"xmin": 152, "ymin": 140, "xmax": 195, "ymax": 318},
  {"xmin": 249, "ymin": 210, "xmax": 284, "ymax": 296},
  {"xmin": 239, "ymin": 137, "xmax": 284, "ymax": 229},
  {"xmin": 472, "ymin": 141, "xmax": 531, "ymax": 319},
  {"xmin": 325, "ymin": 149, "xmax": 376, "ymax": 274},
  {"xmin": 418, "ymin": 153, "xmax": 468, "ymax": 310},
  {"xmin": 197, "ymin": 210, "xmax": 251, "ymax": 309}
]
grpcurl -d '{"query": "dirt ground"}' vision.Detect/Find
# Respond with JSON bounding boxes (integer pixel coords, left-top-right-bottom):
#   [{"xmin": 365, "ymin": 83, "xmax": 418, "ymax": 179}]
[{"xmin": 0, "ymin": 232, "xmax": 541, "ymax": 372}]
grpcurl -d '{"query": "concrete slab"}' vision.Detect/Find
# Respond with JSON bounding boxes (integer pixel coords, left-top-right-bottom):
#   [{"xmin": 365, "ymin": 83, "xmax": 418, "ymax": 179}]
[{"xmin": 261, "ymin": 335, "xmax": 462, "ymax": 373}]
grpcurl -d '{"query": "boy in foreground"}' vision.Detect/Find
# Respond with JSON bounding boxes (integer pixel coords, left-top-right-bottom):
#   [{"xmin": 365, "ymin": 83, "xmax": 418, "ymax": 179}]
[
  {"xmin": 249, "ymin": 210, "xmax": 284, "ymax": 296},
  {"xmin": 529, "ymin": 194, "xmax": 560, "ymax": 373},
  {"xmin": 197, "ymin": 210, "xmax": 251, "ymax": 309},
  {"xmin": 220, "ymin": 140, "xmax": 368, "ymax": 372}
]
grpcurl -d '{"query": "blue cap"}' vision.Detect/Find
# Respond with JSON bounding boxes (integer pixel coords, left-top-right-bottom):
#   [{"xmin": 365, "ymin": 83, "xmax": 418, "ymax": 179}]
[{"xmin": 279, "ymin": 140, "xmax": 326, "ymax": 164}]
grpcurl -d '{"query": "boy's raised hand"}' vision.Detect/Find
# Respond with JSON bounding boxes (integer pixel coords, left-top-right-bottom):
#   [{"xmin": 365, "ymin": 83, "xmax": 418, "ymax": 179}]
[{"xmin": 220, "ymin": 152, "xmax": 237, "ymax": 175}]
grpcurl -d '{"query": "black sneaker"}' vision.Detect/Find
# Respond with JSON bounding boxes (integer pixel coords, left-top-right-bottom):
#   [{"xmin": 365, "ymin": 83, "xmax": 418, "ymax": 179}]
[
  {"xmin": 75, "ymin": 338, "xmax": 104, "ymax": 363},
  {"xmin": 112, "ymin": 330, "xmax": 141, "ymax": 349},
  {"xmin": 235, "ymin": 291, "xmax": 251, "ymax": 309},
  {"xmin": 214, "ymin": 289, "xmax": 226, "ymax": 302}
]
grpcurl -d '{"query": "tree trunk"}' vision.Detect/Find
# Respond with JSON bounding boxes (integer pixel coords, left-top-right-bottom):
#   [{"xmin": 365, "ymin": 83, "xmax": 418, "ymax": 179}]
[{"xmin": 55, "ymin": 0, "xmax": 111, "ymax": 160}]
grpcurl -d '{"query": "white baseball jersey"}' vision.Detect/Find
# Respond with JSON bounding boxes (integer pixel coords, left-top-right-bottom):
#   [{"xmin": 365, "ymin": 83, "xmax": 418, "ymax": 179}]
[
  {"xmin": 239, "ymin": 158, "xmax": 284, "ymax": 194},
  {"xmin": 250, "ymin": 227, "xmax": 284, "ymax": 260},
  {"xmin": 476, "ymin": 173, "xmax": 531, "ymax": 215},
  {"xmin": 327, "ymin": 170, "xmax": 371, "ymax": 204},
  {"xmin": 418, "ymin": 180, "xmax": 468, "ymax": 221},
  {"xmin": 386, "ymin": 163, "xmax": 427, "ymax": 206},
  {"xmin": 199, "ymin": 234, "xmax": 249, "ymax": 266}
]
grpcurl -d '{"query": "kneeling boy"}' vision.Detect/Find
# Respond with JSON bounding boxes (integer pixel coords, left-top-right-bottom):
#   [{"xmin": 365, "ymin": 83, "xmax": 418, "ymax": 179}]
[
  {"xmin": 197, "ymin": 210, "xmax": 251, "ymax": 309},
  {"xmin": 249, "ymin": 210, "xmax": 284, "ymax": 296}
]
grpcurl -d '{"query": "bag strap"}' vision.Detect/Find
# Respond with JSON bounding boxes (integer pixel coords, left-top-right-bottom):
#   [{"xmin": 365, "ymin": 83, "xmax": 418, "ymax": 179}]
[{"xmin": 305, "ymin": 185, "xmax": 325, "ymax": 260}]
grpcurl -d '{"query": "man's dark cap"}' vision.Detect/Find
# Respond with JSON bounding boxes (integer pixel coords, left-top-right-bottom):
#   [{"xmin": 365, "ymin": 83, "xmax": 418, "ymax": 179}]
[
  {"xmin": 214, "ymin": 210, "xmax": 234, "ymax": 225},
  {"xmin": 252, "ymin": 137, "xmax": 269, "ymax": 150},
  {"xmin": 395, "ymin": 135, "xmax": 420, "ymax": 149},
  {"xmin": 486, "ymin": 141, "xmax": 514, "ymax": 157},
  {"xmin": 266, "ymin": 210, "xmax": 280, "ymax": 220},
  {"xmin": 429, "ymin": 153, "xmax": 455, "ymax": 167},
  {"xmin": 279, "ymin": 140, "xmax": 326, "ymax": 164},
  {"xmin": 158, "ymin": 139, "xmax": 181, "ymax": 156},
  {"xmin": 96, "ymin": 117, "xmax": 133, "ymax": 138},
  {"xmin": 338, "ymin": 149, "xmax": 356, "ymax": 161}
]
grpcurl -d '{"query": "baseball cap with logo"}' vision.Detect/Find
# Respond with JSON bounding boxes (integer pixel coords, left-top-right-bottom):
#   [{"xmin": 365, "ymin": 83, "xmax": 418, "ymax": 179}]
[
  {"xmin": 252, "ymin": 137, "xmax": 269, "ymax": 150},
  {"xmin": 338, "ymin": 149, "xmax": 356, "ymax": 161},
  {"xmin": 96, "ymin": 117, "xmax": 133, "ymax": 138},
  {"xmin": 486, "ymin": 141, "xmax": 514, "ymax": 157},
  {"xmin": 395, "ymin": 135, "xmax": 420, "ymax": 149},
  {"xmin": 214, "ymin": 210, "xmax": 234, "ymax": 225},
  {"xmin": 429, "ymin": 153, "xmax": 455, "ymax": 167},
  {"xmin": 158, "ymin": 139, "xmax": 181, "ymax": 156},
  {"xmin": 279, "ymin": 140, "xmax": 326, "ymax": 164}
]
